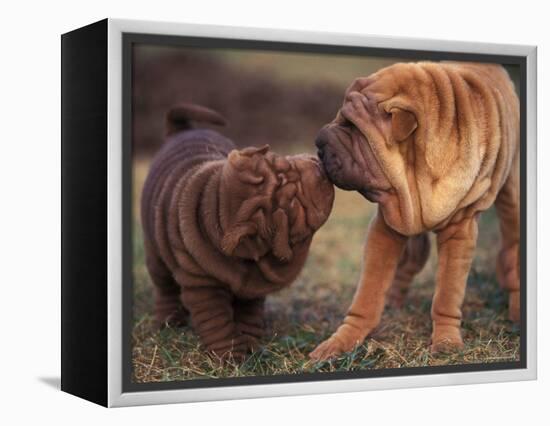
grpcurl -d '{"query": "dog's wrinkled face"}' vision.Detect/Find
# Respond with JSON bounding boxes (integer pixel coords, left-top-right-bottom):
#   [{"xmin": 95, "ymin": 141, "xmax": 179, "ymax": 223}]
[
  {"xmin": 316, "ymin": 62, "xmax": 517, "ymax": 235},
  {"xmin": 220, "ymin": 145, "xmax": 334, "ymax": 262},
  {"xmin": 316, "ymin": 69, "xmax": 421, "ymax": 234},
  {"xmin": 316, "ymin": 62, "xmax": 475, "ymax": 235}
]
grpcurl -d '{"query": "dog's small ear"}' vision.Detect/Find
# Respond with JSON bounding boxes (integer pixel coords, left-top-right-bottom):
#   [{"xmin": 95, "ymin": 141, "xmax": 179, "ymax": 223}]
[
  {"xmin": 390, "ymin": 108, "xmax": 417, "ymax": 142},
  {"xmin": 239, "ymin": 144, "xmax": 270, "ymax": 157},
  {"xmin": 227, "ymin": 146, "xmax": 270, "ymax": 185},
  {"xmin": 220, "ymin": 222, "xmax": 258, "ymax": 257}
]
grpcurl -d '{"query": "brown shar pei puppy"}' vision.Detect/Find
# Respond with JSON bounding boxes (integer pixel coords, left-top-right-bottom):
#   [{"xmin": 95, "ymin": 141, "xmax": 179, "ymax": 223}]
[
  {"xmin": 311, "ymin": 62, "xmax": 519, "ymax": 359},
  {"xmin": 141, "ymin": 104, "xmax": 334, "ymax": 359}
]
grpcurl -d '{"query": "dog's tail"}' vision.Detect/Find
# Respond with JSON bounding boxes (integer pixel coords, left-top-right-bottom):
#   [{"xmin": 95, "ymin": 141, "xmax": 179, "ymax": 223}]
[{"xmin": 165, "ymin": 103, "xmax": 227, "ymax": 136}]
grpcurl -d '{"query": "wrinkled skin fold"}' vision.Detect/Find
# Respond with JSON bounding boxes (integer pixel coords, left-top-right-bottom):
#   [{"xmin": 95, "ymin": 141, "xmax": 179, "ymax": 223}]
[
  {"xmin": 311, "ymin": 62, "xmax": 519, "ymax": 360},
  {"xmin": 141, "ymin": 104, "xmax": 335, "ymax": 360}
]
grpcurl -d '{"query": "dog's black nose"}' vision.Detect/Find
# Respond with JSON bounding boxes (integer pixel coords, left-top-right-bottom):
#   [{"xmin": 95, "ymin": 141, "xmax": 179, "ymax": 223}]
[
  {"xmin": 315, "ymin": 130, "xmax": 329, "ymax": 150},
  {"xmin": 315, "ymin": 128, "xmax": 330, "ymax": 161}
]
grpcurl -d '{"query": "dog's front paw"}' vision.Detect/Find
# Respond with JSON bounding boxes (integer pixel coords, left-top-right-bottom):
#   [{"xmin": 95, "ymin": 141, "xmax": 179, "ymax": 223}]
[
  {"xmin": 430, "ymin": 324, "xmax": 464, "ymax": 354},
  {"xmin": 309, "ymin": 324, "xmax": 366, "ymax": 361},
  {"xmin": 309, "ymin": 335, "xmax": 348, "ymax": 361}
]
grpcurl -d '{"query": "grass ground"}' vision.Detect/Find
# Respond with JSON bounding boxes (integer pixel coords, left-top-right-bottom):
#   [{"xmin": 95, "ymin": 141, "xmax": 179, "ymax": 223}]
[{"xmin": 131, "ymin": 159, "xmax": 520, "ymax": 383}]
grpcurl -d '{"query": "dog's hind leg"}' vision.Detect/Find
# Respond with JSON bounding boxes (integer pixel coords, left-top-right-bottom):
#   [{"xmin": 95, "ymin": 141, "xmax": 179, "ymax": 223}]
[
  {"xmin": 234, "ymin": 297, "xmax": 266, "ymax": 351},
  {"xmin": 145, "ymin": 241, "xmax": 188, "ymax": 328},
  {"xmin": 181, "ymin": 286, "xmax": 250, "ymax": 360},
  {"xmin": 387, "ymin": 233, "xmax": 431, "ymax": 308},
  {"xmin": 494, "ymin": 155, "xmax": 520, "ymax": 322}
]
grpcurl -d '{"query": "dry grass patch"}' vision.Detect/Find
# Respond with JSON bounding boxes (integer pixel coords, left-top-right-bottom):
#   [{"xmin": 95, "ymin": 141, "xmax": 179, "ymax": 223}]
[{"xmin": 131, "ymin": 159, "xmax": 519, "ymax": 383}]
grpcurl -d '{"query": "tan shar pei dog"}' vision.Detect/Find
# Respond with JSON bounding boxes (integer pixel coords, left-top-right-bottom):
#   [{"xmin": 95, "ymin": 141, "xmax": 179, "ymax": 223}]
[
  {"xmin": 141, "ymin": 104, "xmax": 334, "ymax": 359},
  {"xmin": 311, "ymin": 62, "xmax": 519, "ymax": 359}
]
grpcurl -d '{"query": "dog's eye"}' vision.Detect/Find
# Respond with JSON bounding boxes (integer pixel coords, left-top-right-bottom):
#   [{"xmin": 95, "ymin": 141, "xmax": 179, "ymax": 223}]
[{"xmin": 340, "ymin": 118, "xmax": 354, "ymax": 128}]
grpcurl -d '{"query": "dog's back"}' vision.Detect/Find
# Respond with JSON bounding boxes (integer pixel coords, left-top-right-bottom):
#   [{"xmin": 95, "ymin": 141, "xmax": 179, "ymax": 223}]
[{"xmin": 141, "ymin": 104, "xmax": 234, "ymax": 251}]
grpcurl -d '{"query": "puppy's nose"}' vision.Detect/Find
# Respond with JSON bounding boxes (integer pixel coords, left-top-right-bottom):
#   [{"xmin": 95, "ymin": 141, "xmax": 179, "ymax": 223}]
[
  {"xmin": 315, "ymin": 128, "xmax": 330, "ymax": 160},
  {"xmin": 315, "ymin": 129, "xmax": 329, "ymax": 150}
]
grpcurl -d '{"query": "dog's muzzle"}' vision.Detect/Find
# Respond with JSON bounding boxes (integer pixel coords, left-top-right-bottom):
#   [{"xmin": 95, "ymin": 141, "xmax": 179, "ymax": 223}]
[
  {"xmin": 315, "ymin": 128, "xmax": 342, "ymax": 172},
  {"xmin": 314, "ymin": 127, "xmax": 331, "ymax": 162},
  {"xmin": 315, "ymin": 127, "xmax": 355, "ymax": 190}
]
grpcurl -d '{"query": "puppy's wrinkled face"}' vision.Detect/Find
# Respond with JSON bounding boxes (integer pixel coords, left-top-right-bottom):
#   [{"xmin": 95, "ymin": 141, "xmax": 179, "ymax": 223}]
[
  {"xmin": 315, "ymin": 64, "xmax": 423, "ymax": 235},
  {"xmin": 220, "ymin": 145, "xmax": 334, "ymax": 262}
]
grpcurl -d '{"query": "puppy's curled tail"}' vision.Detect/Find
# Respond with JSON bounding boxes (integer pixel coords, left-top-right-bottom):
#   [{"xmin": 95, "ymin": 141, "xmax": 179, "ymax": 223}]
[{"xmin": 165, "ymin": 103, "xmax": 227, "ymax": 136}]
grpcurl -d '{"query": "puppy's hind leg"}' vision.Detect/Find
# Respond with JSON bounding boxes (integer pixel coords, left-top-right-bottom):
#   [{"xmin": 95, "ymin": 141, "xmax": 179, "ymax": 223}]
[
  {"xmin": 494, "ymin": 159, "xmax": 520, "ymax": 322},
  {"xmin": 144, "ymin": 241, "xmax": 188, "ymax": 328},
  {"xmin": 181, "ymin": 286, "xmax": 250, "ymax": 361},
  {"xmin": 387, "ymin": 233, "xmax": 431, "ymax": 309},
  {"xmin": 234, "ymin": 297, "xmax": 266, "ymax": 351}
]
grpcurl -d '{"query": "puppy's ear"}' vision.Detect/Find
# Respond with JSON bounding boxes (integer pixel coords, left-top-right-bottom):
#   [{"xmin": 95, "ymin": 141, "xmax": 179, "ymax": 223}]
[
  {"xmin": 271, "ymin": 209, "xmax": 292, "ymax": 262},
  {"xmin": 390, "ymin": 108, "xmax": 417, "ymax": 142},
  {"xmin": 227, "ymin": 145, "xmax": 271, "ymax": 185},
  {"xmin": 220, "ymin": 222, "xmax": 258, "ymax": 257},
  {"xmin": 239, "ymin": 144, "xmax": 270, "ymax": 156}
]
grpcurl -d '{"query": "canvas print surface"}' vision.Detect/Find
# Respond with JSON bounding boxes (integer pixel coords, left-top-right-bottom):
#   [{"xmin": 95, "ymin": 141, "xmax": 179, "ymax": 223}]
[{"xmin": 130, "ymin": 42, "xmax": 521, "ymax": 384}]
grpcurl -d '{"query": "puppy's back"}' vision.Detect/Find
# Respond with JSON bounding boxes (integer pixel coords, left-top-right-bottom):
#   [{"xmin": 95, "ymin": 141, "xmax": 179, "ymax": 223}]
[{"xmin": 141, "ymin": 105, "xmax": 234, "ymax": 246}]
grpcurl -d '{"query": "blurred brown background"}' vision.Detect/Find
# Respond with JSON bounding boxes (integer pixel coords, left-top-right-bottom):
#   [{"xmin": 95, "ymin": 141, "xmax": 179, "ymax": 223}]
[
  {"xmin": 132, "ymin": 45, "xmax": 519, "ymax": 157},
  {"xmin": 131, "ymin": 45, "xmax": 402, "ymax": 155}
]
